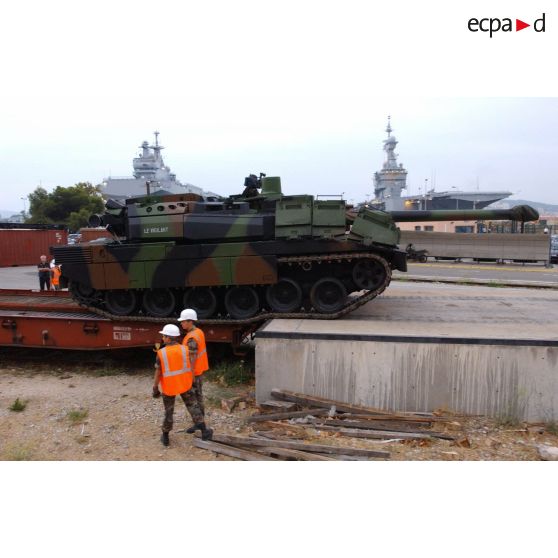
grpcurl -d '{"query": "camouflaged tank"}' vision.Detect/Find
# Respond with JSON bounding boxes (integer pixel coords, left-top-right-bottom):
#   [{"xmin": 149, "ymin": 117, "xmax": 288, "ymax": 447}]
[{"xmin": 50, "ymin": 175, "xmax": 539, "ymax": 321}]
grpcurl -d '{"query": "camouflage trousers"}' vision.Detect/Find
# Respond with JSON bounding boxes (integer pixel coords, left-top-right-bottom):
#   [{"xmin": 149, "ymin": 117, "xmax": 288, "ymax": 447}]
[
  {"xmin": 191, "ymin": 375, "xmax": 205, "ymax": 418},
  {"xmin": 161, "ymin": 390, "xmax": 204, "ymax": 433}
]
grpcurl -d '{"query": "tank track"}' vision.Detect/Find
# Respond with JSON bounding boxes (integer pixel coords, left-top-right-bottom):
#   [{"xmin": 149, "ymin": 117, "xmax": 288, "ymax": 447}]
[{"xmin": 72, "ymin": 252, "xmax": 392, "ymax": 325}]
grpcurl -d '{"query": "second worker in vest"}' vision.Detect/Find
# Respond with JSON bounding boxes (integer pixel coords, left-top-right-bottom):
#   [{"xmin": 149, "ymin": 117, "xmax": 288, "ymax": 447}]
[
  {"xmin": 152, "ymin": 324, "xmax": 213, "ymax": 447},
  {"xmin": 178, "ymin": 308, "xmax": 209, "ymax": 434}
]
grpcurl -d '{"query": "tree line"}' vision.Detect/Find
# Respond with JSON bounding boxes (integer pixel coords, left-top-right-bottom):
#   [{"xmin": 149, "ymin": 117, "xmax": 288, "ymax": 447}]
[{"xmin": 26, "ymin": 182, "xmax": 105, "ymax": 232}]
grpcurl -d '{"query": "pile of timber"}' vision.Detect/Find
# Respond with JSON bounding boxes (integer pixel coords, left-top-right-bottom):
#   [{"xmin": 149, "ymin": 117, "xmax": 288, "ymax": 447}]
[
  {"xmin": 194, "ymin": 433, "xmax": 390, "ymax": 461},
  {"xmin": 250, "ymin": 389, "xmax": 456, "ymax": 443},
  {"xmin": 194, "ymin": 390, "xmax": 459, "ymax": 461}
]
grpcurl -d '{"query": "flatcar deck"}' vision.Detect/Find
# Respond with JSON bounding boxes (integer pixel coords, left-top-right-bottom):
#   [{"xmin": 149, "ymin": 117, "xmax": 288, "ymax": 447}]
[{"xmin": 0, "ymin": 289, "xmax": 258, "ymax": 350}]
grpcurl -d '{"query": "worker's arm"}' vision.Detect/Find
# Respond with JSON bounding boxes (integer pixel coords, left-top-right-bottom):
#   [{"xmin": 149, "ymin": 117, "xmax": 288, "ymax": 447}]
[
  {"xmin": 153, "ymin": 356, "xmax": 162, "ymax": 396},
  {"xmin": 187, "ymin": 337, "xmax": 198, "ymax": 370}
]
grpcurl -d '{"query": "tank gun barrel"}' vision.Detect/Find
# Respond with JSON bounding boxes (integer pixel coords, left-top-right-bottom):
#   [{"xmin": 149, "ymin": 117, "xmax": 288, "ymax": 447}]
[{"xmin": 388, "ymin": 205, "xmax": 539, "ymax": 223}]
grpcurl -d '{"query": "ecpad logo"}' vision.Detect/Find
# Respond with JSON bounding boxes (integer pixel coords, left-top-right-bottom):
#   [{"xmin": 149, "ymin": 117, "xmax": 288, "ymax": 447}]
[{"xmin": 468, "ymin": 13, "xmax": 546, "ymax": 37}]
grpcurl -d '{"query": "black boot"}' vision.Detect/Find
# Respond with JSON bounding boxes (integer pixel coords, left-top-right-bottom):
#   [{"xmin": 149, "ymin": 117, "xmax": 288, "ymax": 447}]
[
  {"xmin": 161, "ymin": 432, "xmax": 170, "ymax": 446},
  {"xmin": 197, "ymin": 423, "xmax": 213, "ymax": 441},
  {"xmin": 186, "ymin": 425, "xmax": 197, "ymax": 434}
]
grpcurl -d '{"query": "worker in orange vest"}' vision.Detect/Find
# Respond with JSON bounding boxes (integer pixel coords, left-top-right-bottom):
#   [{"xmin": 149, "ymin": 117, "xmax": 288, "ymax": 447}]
[
  {"xmin": 152, "ymin": 324, "xmax": 212, "ymax": 446},
  {"xmin": 178, "ymin": 309, "xmax": 209, "ymax": 434},
  {"xmin": 51, "ymin": 264, "xmax": 62, "ymax": 291}
]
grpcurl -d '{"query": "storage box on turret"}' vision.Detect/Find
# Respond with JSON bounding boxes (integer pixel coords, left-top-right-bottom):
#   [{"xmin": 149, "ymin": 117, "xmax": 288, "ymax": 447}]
[
  {"xmin": 312, "ymin": 199, "xmax": 346, "ymax": 238},
  {"xmin": 275, "ymin": 195, "xmax": 313, "ymax": 238}
]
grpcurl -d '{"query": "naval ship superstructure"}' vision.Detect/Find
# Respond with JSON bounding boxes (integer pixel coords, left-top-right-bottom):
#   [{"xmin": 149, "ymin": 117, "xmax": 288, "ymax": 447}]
[
  {"xmin": 100, "ymin": 132, "xmax": 220, "ymax": 200},
  {"xmin": 370, "ymin": 118, "xmax": 512, "ymax": 211}
]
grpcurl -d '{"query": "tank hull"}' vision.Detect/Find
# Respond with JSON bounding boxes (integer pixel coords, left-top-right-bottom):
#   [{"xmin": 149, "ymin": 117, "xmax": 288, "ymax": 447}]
[{"xmin": 50, "ymin": 179, "xmax": 538, "ymax": 320}]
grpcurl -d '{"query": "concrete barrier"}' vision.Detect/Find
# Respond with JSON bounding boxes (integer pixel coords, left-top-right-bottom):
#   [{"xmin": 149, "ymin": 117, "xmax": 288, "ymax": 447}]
[
  {"xmin": 400, "ymin": 231, "xmax": 551, "ymax": 264},
  {"xmin": 256, "ymin": 328, "xmax": 558, "ymax": 422}
]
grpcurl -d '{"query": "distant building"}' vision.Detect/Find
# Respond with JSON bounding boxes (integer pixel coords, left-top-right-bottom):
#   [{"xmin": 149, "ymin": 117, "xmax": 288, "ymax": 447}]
[{"xmin": 6, "ymin": 213, "xmax": 25, "ymax": 223}]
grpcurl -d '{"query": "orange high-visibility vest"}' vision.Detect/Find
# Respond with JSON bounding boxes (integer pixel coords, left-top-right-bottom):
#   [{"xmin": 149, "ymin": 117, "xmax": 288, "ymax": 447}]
[
  {"xmin": 183, "ymin": 327, "xmax": 209, "ymax": 376},
  {"xmin": 157, "ymin": 344, "xmax": 192, "ymax": 396},
  {"xmin": 51, "ymin": 267, "xmax": 61, "ymax": 286}
]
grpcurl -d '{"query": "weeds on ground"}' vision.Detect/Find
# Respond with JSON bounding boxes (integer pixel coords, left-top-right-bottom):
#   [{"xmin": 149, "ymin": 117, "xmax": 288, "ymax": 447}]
[
  {"xmin": 9, "ymin": 398, "xmax": 27, "ymax": 412},
  {"xmin": 66, "ymin": 409, "xmax": 89, "ymax": 424},
  {"xmin": 205, "ymin": 359, "xmax": 253, "ymax": 386},
  {"xmin": 494, "ymin": 414, "xmax": 521, "ymax": 428},
  {"xmin": 91, "ymin": 368, "xmax": 123, "ymax": 377},
  {"xmin": 545, "ymin": 421, "xmax": 558, "ymax": 436},
  {"xmin": 487, "ymin": 281, "xmax": 504, "ymax": 288},
  {"xmin": 204, "ymin": 395, "xmax": 223, "ymax": 408},
  {"xmin": 3, "ymin": 444, "xmax": 33, "ymax": 461}
]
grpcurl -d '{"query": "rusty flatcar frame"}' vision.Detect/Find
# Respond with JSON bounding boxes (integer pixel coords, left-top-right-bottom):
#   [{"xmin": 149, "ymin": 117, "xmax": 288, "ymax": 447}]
[{"xmin": 0, "ymin": 289, "xmax": 259, "ymax": 351}]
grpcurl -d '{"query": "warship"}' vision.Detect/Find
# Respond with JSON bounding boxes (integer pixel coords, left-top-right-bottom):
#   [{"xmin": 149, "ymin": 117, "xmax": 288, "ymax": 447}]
[
  {"xmin": 371, "ymin": 117, "xmax": 513, "ymax": 211},
  {"xmin": 100, "ymin": 132, "xmax": 220, "ymax": 201}
]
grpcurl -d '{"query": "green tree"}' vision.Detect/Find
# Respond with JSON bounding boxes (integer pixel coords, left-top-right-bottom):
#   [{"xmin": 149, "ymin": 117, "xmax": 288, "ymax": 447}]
[{"xmin": 26, "ymin": 182, "xmax": 105, "ymax": 231}]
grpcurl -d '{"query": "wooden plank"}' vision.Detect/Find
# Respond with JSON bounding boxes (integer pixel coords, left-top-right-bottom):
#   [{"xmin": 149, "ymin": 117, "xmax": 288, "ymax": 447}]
[
  {"xmin": 209, "ymin": 433, "xmax": 390, "ymax": 459},
  {"xmin": 339, "ymin": 413, "xmax": 443, "ymax": 424},
  {"xmin": 193, "ymin": 439, "xmax": 277, "ymax": 461},
  {"xmin": 271, "ymin": 389, "xmax": 433, "ymax": 419},
  {"xmin": 308, "ymin": 424, "xmax": 442, "ymax": 440},
  {"xmin": 313, "ymin": 419, "xmax": 454, "ymax": 439},
  {"xmin": 321, "ymin": 419, "xmax": 427, "ymax": 432},
  {"xmin": 259, "ymin": 400, "xmax": 298, "ymax": 412},
  {"xmin": 247, "ymin": 408, "xmax": 330, "ymax": 423},
  {"xmin": 253, "ymin": 431, "xmax": 306, "ymax": 441},
  {"xmin": 256, "ymin": 447, "xmax": 337, "ymax": 461}
]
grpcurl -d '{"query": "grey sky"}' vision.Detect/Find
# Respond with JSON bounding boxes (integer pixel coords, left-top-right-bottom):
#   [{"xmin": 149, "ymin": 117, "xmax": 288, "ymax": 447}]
[
  {"xmin": 1, "ymin": 96, "xmax": 556, "ymax": 212},
  {"xmin": 1, "ymin": 2, "xmax": 557, "ymax": 212}
]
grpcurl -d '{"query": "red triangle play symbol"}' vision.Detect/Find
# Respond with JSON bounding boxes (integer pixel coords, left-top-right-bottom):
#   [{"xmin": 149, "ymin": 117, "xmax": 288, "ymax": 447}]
[{"xmin": 516, "ymin": 19, "xmax": 530, "ymax": 31}]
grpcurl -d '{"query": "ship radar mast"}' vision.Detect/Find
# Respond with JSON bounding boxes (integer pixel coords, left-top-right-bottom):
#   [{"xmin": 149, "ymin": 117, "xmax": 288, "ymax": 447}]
[
  {"xmin": 152, "ymin": 130, "xmax": 164, "ymax": 161},
  {"xmin": 383, "ymin": 115, "xmax": 399, "ymax": 171},
  {"xmin": 373, "ymin": 116, "xmax": 408, "ymax": 211}
]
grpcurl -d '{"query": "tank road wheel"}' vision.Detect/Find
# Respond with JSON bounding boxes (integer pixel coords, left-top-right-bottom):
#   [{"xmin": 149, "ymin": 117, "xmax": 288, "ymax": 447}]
[
  {"xmin": 70, "ymin": 282, "xmax": 96, "ymax": 303},
  {"xmin": 352, "ymin": 258, "xmax": 389, "ymax": 291},
  {"xmin": 310, "ymin": 277, "xmax": 347, "ymax": 314},
  {"xmin": 142, "ymin": 289, "xmax": 176, "ymax": 317},
  {"xmin": 183, "ymin": 288, "xmax": 218, "ymax": 319},
  {"xmin": 224, "ymin": 286, "xmax": 260, "ymax": 319},
  {"xmin": 266, "ymin": 278, "xmax": 303, "ymax": 313},
  {"xmin": 104, "ymin": 290, "xmax": 139, "ymax": 316}
]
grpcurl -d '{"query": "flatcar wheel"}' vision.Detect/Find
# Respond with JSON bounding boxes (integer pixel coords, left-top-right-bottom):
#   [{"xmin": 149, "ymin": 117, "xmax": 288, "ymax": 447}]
[
  {"xmin": 104, "ymin": 290, "xmax": 139, "ymax": 316},
  {"xmin": 142, "ymin": 289, "xmax": 176, "ymax": 317},
  {"xmin": 310, "ymin": 277, "xmax": 347, "ymax": 314},
  {"xmin": 224, "ymin": 286, "xmax": 260, "ymax": 319},
  {"xmin": 183, "ymin": 288, "xmax": 217, "ymax": 319},
  {"xmin": 266, "ymin": 278, "xmax": 303, "ymax": 313},
  {"xmin": 352, "ymin": 258, "xmax": 388, "ymax": 291}
]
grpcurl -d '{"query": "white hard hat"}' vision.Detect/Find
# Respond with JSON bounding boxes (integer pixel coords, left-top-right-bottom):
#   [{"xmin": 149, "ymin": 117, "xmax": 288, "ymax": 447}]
[
  {"xmin": 158, "ymin": 324, "xmax": 181, "ymax": 337},
  {"xmin": 178, "ymin": 308, "xmax": 198, "ymax": 321}
]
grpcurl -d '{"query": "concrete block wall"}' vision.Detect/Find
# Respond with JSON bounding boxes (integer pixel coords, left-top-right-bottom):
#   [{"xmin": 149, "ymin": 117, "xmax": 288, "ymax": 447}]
[
  {"xmin": 256, "ymin": 336, "xmax": 558, "ymax": 422},
  {"xmin": 400, "ymin": 231, "xmax": 550, "ymax": 262}
]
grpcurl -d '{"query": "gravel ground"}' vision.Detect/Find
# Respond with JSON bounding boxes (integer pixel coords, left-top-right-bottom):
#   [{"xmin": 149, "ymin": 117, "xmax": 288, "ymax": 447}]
[{"xmin": 1, "ymin": 355, "xmax": 557, "ymax": 461}]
